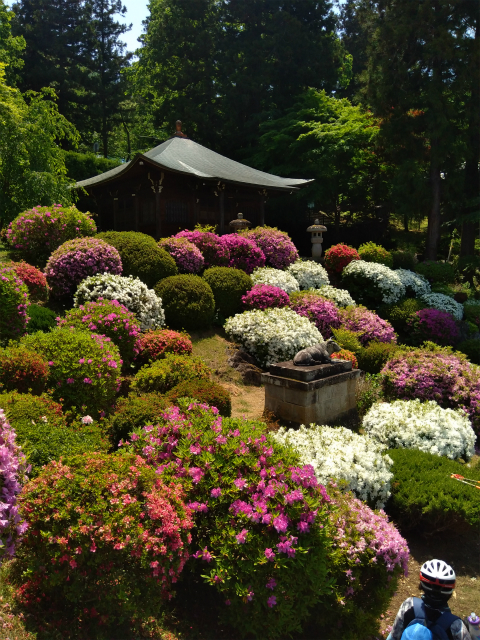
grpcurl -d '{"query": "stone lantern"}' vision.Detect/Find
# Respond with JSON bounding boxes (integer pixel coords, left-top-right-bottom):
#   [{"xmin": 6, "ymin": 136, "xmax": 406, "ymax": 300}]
[
  {"xmin": 229, "ymin": 212, "xmax": 251, "ymax": 233},
  {"xmin": 307, "ymin": 219, "xmax": 327, "ymax": 262}
]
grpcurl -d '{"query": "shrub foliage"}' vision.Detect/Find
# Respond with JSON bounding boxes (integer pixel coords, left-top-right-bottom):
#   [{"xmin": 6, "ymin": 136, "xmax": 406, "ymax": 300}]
[{"xmin": 155, "ymin": 275, "xmax": 215, "ymax": 330}]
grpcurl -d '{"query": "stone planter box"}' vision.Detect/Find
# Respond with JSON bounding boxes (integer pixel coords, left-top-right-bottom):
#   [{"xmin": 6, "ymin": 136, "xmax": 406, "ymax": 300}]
[{"xmin": 262, "ymin": 360, "xmax": 360, "ymax": 425}]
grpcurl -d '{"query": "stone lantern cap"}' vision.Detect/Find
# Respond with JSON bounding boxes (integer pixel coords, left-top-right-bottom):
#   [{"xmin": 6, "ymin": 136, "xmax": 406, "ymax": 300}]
[
  {"xmin": 229, "ymin": 212, "xmax": 251, "ymax": 232},
  {"xmin": 307, "ymin": 218, "xmax": 327, "ymax": 233}
]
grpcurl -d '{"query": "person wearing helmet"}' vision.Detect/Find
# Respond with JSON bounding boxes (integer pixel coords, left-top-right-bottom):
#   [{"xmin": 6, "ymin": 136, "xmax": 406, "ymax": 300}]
[{"xmin": 386, "ymin": 559, "xmax": 472, "ymax": 640}]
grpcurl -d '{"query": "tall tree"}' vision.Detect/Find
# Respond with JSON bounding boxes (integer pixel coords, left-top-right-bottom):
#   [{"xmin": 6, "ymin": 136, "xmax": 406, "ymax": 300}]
[{"xmin": 0, "ymin": 0, "xmax": 25, "ymax": 86}]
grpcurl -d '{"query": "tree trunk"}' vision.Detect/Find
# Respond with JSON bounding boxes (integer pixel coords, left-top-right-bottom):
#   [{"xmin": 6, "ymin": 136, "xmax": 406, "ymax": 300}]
[
  {"xmin": 425, "ymin": 139, "xmax": 441, "ymax": 261},
  {"xmin": 403, "ymin": 212, "xmax": 409, "ymax": 233}
]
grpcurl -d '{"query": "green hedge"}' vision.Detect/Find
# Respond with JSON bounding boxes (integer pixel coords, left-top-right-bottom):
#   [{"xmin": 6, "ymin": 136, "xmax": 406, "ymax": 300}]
[
  {"xmin": 203, "ymin": 266, "xmax": 252, "ymax": 318},
  {"xmin": 131, "ymin": 353, "xmax": 212, "ymax": 394},
  {"xmin": 166, "ymin": 378, "xmax": 232, "ymax": 417},
  {"xmin": 154, "ymin": 274, "xmax": 215, "ymax": 330},
  {"xmin": 415, "ymin": 261, "xmax": 455, "ymax": 284},
  {"xmin": 357, "ymin": 341, "xmax": 399, "ymax": 374},
  {"xmin": 26, "ymin": 304, "xmax": 57, "ymax": 334},
  {"xmin": 379, "ymin": 298, "xmax": 426, "ymax": 335},
  {"xmin": 109, "ymin": 392, "xmax": 169, "ymax": 446}
]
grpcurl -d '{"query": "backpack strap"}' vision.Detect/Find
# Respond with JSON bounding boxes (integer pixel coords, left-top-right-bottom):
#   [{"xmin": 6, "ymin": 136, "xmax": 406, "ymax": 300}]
[
  {"xmin": 430, "ymin": 612, "xmax": 460, "ymax": 640},
  {"xmin": 412, "ymin": 597, "xmax": 426, "ymax": 621}
]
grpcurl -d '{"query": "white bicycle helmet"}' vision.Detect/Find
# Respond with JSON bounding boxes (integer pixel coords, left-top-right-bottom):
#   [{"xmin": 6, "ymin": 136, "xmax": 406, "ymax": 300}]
[{"xmin": 419, "ymin": 559, "xmax": 456, "ymax": 596}]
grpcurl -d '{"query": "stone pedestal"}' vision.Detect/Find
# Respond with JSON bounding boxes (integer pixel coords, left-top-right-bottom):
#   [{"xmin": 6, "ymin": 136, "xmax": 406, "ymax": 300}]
[{"xmin": 262, "ymin": 360, "xmax": 360, "ymax": 424}]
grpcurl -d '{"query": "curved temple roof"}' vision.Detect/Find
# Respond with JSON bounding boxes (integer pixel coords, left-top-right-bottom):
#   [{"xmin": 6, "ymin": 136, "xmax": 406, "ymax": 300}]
[{"xmin": 75, "ymin": 137, "xmax": 313, "ymax": 191}]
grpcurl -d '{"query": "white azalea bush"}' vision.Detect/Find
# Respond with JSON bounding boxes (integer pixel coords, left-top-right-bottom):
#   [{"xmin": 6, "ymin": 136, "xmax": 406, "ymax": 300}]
[
  {"xmin": 421, "ymin": 292, "xmax": 463, "ymax": 321},
  {"xmin": 286, "ymin": 260, "xmax": 329, "ymax": 290},
  {"xmin": 224, "ymin": 307, "xmax": 322, "ymax": 368},
  {"xmin": 315, "ymin": 284, "xmax": 356, "ymax": 307},
  {"xmin": 74, "ymin": 273, "xmax": 165, "ymax": 331},
  {"xmin": 342, "ymin": 260, "xmax": 405, "ymax": 306},
  {"xmin": 395, "ymin": 268, "xmax": 431, "ymax": 297},
  {"xmin": 363, "ymin": 399, "xmax": 475, "ymax": 461},
  {"xmin": 251, "ymin": 266, "xmax": 299, "ymax": 294},
  {"xmin": 272, "ymin": 424, "xmax": 393, "ymax": 509}
]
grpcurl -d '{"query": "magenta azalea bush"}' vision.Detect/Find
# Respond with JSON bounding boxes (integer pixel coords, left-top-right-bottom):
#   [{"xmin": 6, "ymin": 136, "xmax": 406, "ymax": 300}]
[
  {"xmin": 241, "ymin": 284, "xmax": 290, "ymax": 311},
  {"xmin": 58, "ymin": 299, "xmax": 141, "ymax": 367},
  {"xmin": 408, "ymin": 308, "xmax": 460, "ymax": 347},
  {"xmin": 158, "ymin": 236, "xmax": 204, "ymax": 273},
  {"xmin": 45, "ymin": 238, "xmax": 122, "ymax": 298},
  {"xmin": 124, "ymin": 403, "xmax": 332, "ymax": 638},
  {"xmin": 220, "ymin": 234, "xmax": 266, "ymax": 274},
  {"xmin": 0, "ymin": 265, "xmax": 30, "ymax": 342},
  {"xmin": 340, "ymin": 305, "xmax": 397, "ymax": 346},
  {"xmin": 290, "ymin": 292, "xmax": 342, "ymax": 338},
  {"xmin": 5, "ymin": 204, "xmax": 97, "ymax": 267},
  {"xmin": 382, "ymin": 349, "xmax": 480, "ymax": 435},
  {"xmin": 175, "ymin": 230, "xmax": 229, "ymax": 268},
  {"xmin": 0, "ymin": 408, "xmax": 29, "ymax": 565},
  {"xmin": 241, "ymin": 226, "xmax": 299, "ymax": 270}
]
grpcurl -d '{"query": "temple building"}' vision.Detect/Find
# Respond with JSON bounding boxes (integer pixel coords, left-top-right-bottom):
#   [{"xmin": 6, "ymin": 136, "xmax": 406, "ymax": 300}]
[{"xmin": 75, "ymin": 124, "xmax": 312, "ymax": 238}]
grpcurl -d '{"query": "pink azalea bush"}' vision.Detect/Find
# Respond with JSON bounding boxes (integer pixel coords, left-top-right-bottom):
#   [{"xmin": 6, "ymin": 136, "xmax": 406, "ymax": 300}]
[
  {"xmin": 241, "ymin": 284, "xmax": 290, "ymax": 311},
  {"xmin": 45, "ymin": 237, "xmax": 122, "ymax": 298},
  {"xmin": 290, "ymin": 292, "xmax": 342, "ymax": 338},
  {"xmin": 220, "ymin": 234, "xmax": 266, "ymax": 274},
  {"xmin": 0, "ymin": 408, "xmax": 29, "ymax": 565},
  {"xmin": 382, "ymin": 349, "xmax": 480, "ymax": 435},
  {"xmin": 241, "ymin": 226, "xmax": 299, "ymax": 270},
  {"xmin": 0, "ymin": 265, "xmax": 30, "ymax": 342},
  {"xmin": 407, "ymin": 308, "xmax": 460, "ymax": 346},
  {"xmin": 175, "ymin": 230, "xmax": 230, "ymax": 268},
  {"xmin": 124, "ymin": 403, "xmax": 332, "ymax": 638},
  {"xmin": 58, "ymin": 299, "xmax": 141, "ymax": 367},
  {"xmin": 340, "ymin": 305, "xmax": 397, "ymax": 346},
  {"xmin": 158, "ymin": 237, "xmax": 204, "ymax": 273},
  {"xmin": 5, "ymin": 204, "xmax": 96, "ymax": 267},
  {"xmin": 8, "ymin": 261, "xmax": 49, "ymax": 302}
]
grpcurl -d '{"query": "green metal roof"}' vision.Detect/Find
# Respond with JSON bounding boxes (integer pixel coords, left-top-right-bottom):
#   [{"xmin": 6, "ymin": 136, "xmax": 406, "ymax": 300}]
[{"xmin": 75, "ymin": 137, "xmax": 313, "ymax": 191}]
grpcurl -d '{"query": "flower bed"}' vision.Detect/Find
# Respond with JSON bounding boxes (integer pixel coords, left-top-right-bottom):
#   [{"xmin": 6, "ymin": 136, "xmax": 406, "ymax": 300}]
[
  {"xmin": 420, "ymin": 292, "xmax": 463, "ymax": 321},
  {"xmin": 407, "ymin": 308, "xmax": 460, "ymax": 346},
  {"xmin": 241, "ymin": 284, "xmax": 290, "ymax": 311},
  {"xmin": 0, "ymin": 265, "xmax": 30, "ymax": 342},
  {"xmin": 158, "ymin": 236, "xmax": 204, "ymax": 273},
  {"xmin": 315, "ymin": 284, "xmax": 356, "ymax": 307},
  {"xmin": 241, "ymin": 226, "xmax": 299, "ymax": 269},
  {"xmin": 363, "ymin": 399, "xmax": 475, "ymax": 460},
  {"xmin": 272, "ymin": 425, "xmax": 393, "ymax": 508},
  {"xmin": 324, "ymin": 244, "xmax": 360, "ymax": 274},
  {"xmin": 339, "ymin": 305, "xmax": 397, "ymax": 346},
  {"xmin": 286, "ymin": 260, "xmax": 329, "ymax": 290},
  {"xmin": 251, "ymin": 267, "xmax": 299, "ymax": 294},
  {"xmin": 175, "ymin": 230, "xmax": 230, "ymax": 268},
  {"xmin": 290, "ymin": 292, "xmax": 341, "ymax": 338},
  {"xmin": 225, "ymin": 307, "xmax": 322, "ymax": 368},
  {"xmin": 220, "ymin": 233, "xmax": 265, "ymax": 274},
  {"xmin": 342, "ymin": 260, "xmax": 405, "ymax": 306}
]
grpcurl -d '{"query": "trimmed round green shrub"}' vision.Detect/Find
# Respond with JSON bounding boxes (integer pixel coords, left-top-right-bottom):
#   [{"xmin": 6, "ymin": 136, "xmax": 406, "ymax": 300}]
[
  {"xmin": 357, "ymin": 341, "xmax": 399, "ymax": 374},
  {"xmin": 331, "ymin": 327, "xmax": 363, "ymax": 354},
  {"xmin": 415, "ymin": 261, "xmax": 455, "ymax": 284},
  {"xmin": 0, "ymin": 391, "xmax": 108, "ymax": 476},
  {"xmin": 26, "ymin": 304, "xmax": 57, "ymax": 334},
  {"xmin": 0, "ymin": 346, "xmax": 49, "ymax": 394},
  {"xmin": 391, "ymin": 250, "xmax": 417, "ymax": 271},
  {"xmin": 387, "ymin": 448, "xmax": 480, "ymax": 532},
  {"xmin": 154, "ymin": 274, "xmax": 215, "ymax": 330},
  {"xmin": 131, "ymin": 353, "xmax": 211, "ymax": 394},
  {"xmin": 0, "ymin": 264, "xmax": 30, "ymax": 342},
  {"xmin": 97, "ymin": 231, "xmax": 177, "ymax": 288},
  {"xmin": 109, "ymin": 392, "xmax": 169, "ymax": 446},
  {"xmin": 203, "ymin": 266, "xmax": 252, "ymax": 318},
  {"xmin": 166, "ymin": 378, "xmax": 232, "ymax": 417},
  {"xmin": 456, "ymin": 338, "xmax": 480, "ymax": 364},
  {"xmin": 358, "ymin": 242, "xmax": 393, "ymax": 268},
  {"xmin": 20, "ymin": 327, "xmax": 121, "ymax": 417},
  {"xmin": 379, "ymin": 298, "xmax": 426, "ymax": 335}
]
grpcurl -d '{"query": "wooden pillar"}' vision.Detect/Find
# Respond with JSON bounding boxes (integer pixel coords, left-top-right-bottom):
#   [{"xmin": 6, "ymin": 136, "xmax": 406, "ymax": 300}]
[
  {"xmin": 113, "ymin": 197, "xmax": 119, "ymax": 230},
  {"xmin": 219, "ymin": 189, "xmax": 225, "ymax": 235},
  {"xmin": 155, "ymin": 191, "xmax": 162, "ymax": 239}
]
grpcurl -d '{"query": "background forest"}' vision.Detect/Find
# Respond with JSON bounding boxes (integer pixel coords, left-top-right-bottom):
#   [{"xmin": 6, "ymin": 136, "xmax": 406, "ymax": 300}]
[{"xmin": 0, "ymin": 0, "xmax": 478, "ymax": 261}]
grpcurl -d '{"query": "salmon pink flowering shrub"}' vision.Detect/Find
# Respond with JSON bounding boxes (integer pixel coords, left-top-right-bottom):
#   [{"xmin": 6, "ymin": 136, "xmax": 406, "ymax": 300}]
[
  {"xmin": 15, "ymin": 453, "xmax": 193, "ymax": 634},
  {"xmin": 0, "ymin": 265, "xmax": 30, "ymax": 342},
  {"xmin": 241, "ymin": 284, "xmax": 290, "ymax": 311},
  {"xmin": 45, "ymin": 238, "xmax": 122, "ymax": 298},
  {"xmin": 175, "ymin": 230, "xmax": 230, "ymax": 268},
  {"xmin": 331, "ymin": 349, "xmax": 358, "ymax": 368},
  {"xmin": 339, "ymin": 305, "xmax": 397, "ymax": 346},
  {"xmin": 7, "ymin": 261, "xmax": 49, "ymax": 302},
  {"xmin": 0, "ymin": 346, "xmax": 49, "ymax": 395},
  {"xmin": 20, "ymin": 327, "xmax": 121, "ymax": 417},
  {"xmin": 251, "ymin": 267, "xmax": 299, "ymax": 294},
  {"xmin": 324, "ymin": 244, "xmax": 360, "ymax": 274},
  {"xmin": 407, "ymin": 308, "xmax": 460, "ymax": 347},
  {"xmin": 58, "ymin": 299, "xmax": 141, "ymax": 367},
  {"xmin": 5, "ymin": 204, "xmax": 96, "ymax": 267},
  {"xmin": 290, "ymin": 292, "xmax": 341, "ymax": 338},
  {"xmin": 135, "ymin": 329, "xmax": 193, "ymax": 367},
  {"xmin": 220, "ymin": 234, "xmax": 266, "ymax": 274},
  {"xmin": 286, "ymin": 260, "xmax": 329, "ymax": 290},
  {"xmin": 158, "ymin": 236, "xmax": 204, "ymax": 273},
  {"xmin": 241, "ymin": 226, "xmax": 299, "ymax": 270},
  {"xmin": 124, "ymin": 403, "xmax": 332, "ymax": 638},
  {"xmin": 0, "ymin": 408, "xmax": 29, "ymax": 565}
]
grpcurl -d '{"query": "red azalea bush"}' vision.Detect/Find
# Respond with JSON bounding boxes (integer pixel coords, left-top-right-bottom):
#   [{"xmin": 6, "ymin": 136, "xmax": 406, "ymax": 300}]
[
  {"xmin": 0, "ymin": 265, "xmax": 30, "ymax": 342},
  {"xmin": 0, "ymin": 346, "xmax": 49, "ymax": 395},
  {"xmin": 135, "ymin": 329, "xmax": 193, "ymax": 367},
  {"xmin": 5, "ymin": 204, "xmax": 97, "ymax": 267},
  {"xmin": 220, "ymin": 234, "xmax": 266, "ymax": 274},
  {"xmin": 381, "ymin": 349, "xmax": 480, "ymax": 435},
  {"xmin": 324, "ymin": 244, "xmax": 360, "ymax": 274},
  {"xmin": 242, "ymin": 284, "xmax": 290, "ymax": 311},
  {"xmin": 331, "ymin": 349, "xmax": 358, "ymax": 369},
  {"xmin": 58, "ymin": 299, "xmax": 141, "ymax": 367},
  {"xmin": 290, "ymin": 292, "xmax": 342, "ymax": 338},
  {"xmin": 240, "ymin": 226, "xmax": 299, "ymax": 270},
  {"xmin": 45, "ymin": 238, "xmax": 122, "ymax": 298},
  {"xmin": 8, "ymin": 261, "xmax": 49, "ymax": 302},
  {"xmin": 407, "ymin": 308, "xmax": 460, "ymax": 347},
  {"xmin": 175, "ymin": 230, "xmax": 230, "ymax": 268},
  {"xmin": 15, "ymin": 453, "xmax": 193, "ymax": 634},
  {"xmin": 158, "ymin": 236, "xmax": 205, "ymax": 273},
  {"xmin": 125, "ymin": 403, "xmax": 332, "ymax": 639},
  {"xmin": 339, "ymin": 305, "xmax": 397, "ymax": 346}
]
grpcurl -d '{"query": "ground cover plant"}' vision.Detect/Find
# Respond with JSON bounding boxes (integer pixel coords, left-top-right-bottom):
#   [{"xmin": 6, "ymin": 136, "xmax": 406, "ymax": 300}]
[
  {"xmin": 158, "ymin": 236, "xmax": 205, "ymax": 273},
  {"xmin": 155, "ymin": 274, "xmax": 215, "ymax": 330},
  {"xmin": 240, "ymin": 226, "xmax": 298, "ymax": 269},
  {"xmin": 203, "ymin": 266, "xmax": 252, "ymax": 318},
  {"xmin": 0, "ymin": 264, "xmax": 30, "ymax": 342}
]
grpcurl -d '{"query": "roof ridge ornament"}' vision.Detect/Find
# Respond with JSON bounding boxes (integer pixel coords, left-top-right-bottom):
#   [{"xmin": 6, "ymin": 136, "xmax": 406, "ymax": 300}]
[{"xmin": 174, "ymin": 120, "xmax": 188, "ymax": 139}]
